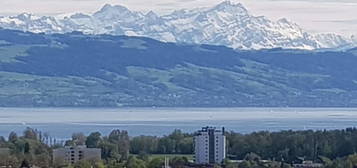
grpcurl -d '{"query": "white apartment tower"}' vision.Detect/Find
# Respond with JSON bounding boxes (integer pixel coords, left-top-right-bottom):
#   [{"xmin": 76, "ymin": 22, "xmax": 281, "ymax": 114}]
[{"xmin": 194, "ymin": 127, "xmax": 226, "ymax": 164}]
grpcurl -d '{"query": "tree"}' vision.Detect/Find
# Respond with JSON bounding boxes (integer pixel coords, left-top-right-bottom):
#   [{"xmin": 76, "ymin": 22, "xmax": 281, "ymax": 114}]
[
  {"xmin": 86, "ymin": 132, "xmax": 102, "ymax": 148},
  {"xmin": 94, "ymin": 161, "xmax": 106, "ymax": 168},
  {"xmin": 148, "ymin": 158, "xmax": 164, "ymax": 168},
  {"xmin": 24, "ymin": 142, "xmax": 30, "ymax": 154},
  {"xmin": 130, "ymin": 136, "xmax": 159, "ymax": 154},
  {"xmin": 0, "ymin": 155, "xmax": 19, "ymax": 167},
  {"xmin": 8, "ymin": 132, "xmax": 18, "ymax": 143},
  {"xmin": 137, "ymin": 151, "xmax": 150, "ymax": 161},
  {"xmin": 238, "ymin": 161, "xmax": 252, "ymax": 168},
  {"xmin": 23, "ymin": 128, "xmax": 37, "ymax": 140},
  {"xmin": 345, "ymin": 154, "xmax": 357, "ymax": 168},
  {"xmin": 125, "ymin": 156, "xmax": 146, "ymax": 168},
  {"xmin": 74, "ymin": 160, "xmax": 92, "ymax": 168},
  {"xmin": 178, "ymin": 137, "xmax": 193, "ymax": 154},
  {"xmin": 33, "ymin": 153, "xmax": 51, "ymax": 168},
  {"xmin": 0, "ymin": 136, "xmax": 6, "ymax": 145},
  {"xmin": 20, "ymin": 159, "xmax": 31, "ymax": 168},
  {"xmin": 158, "ymin": 138, "xmax": 175, "ymax": 154},
  {"xmin": 72, "ymin": 133, "xmax": 86, "ymax": 146},
  {"xmin": 99, "ymin": 139, "xmax": 121, "ymax": 161},
  {"xmin": 171, "ymin": 156, "xmax": 188, "ymax": 168},
  {"xmin": 244, "ymin": 152, "xmax": 261, "ymax": 162},
  {"xmin": 109, "ymin": 130, "xmax": 130, "ymax": 160}
]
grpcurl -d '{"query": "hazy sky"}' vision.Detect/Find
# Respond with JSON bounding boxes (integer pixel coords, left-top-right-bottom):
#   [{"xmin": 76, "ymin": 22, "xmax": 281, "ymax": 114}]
[{"xmin": 0, "ymin": 0, "xmax": 356, "ymax": 36}]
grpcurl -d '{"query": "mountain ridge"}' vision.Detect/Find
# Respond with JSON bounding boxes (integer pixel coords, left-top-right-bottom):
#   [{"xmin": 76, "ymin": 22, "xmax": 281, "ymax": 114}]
[
  {"xmin": 1, "ymin": 28, "xmax": 357, "ymax": 107},
  {"xmin": 0, "ymin": 1, "xmax": 355, "ymax": 50}
]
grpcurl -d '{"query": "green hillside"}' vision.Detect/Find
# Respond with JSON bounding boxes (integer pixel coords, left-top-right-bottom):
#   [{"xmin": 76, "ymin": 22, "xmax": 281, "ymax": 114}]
[{"xmin": 1, "ymin": 29, "xmax": 357, "ymax": 107}]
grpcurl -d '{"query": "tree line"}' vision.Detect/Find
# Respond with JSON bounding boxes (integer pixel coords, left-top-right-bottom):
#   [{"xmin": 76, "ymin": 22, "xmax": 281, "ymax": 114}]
[{"xmin": 3, "ymin": 128, "xmax": 357, "ymax": 167}]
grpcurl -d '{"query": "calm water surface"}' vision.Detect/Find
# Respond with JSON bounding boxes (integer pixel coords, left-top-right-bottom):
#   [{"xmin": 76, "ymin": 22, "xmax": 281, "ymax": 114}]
[{"xmin": 1, "ymin": 108, "xmax": 357, "ymax": 139}]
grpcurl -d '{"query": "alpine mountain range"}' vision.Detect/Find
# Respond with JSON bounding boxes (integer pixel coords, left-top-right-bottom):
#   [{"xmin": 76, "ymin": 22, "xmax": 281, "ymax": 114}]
[
  {"xmin": 1, "ymin": 1, "xmax": 357, "ymax": 107},
  {"xmin": 0, "ymin": 1, "xmax": 356, "ymax": 50}
]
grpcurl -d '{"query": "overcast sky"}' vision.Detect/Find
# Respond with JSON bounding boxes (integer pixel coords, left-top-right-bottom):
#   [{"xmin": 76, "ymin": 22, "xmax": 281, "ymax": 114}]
[{"xmin": 0, "ymin": 0, "xmax": 356, "ymax": 36}]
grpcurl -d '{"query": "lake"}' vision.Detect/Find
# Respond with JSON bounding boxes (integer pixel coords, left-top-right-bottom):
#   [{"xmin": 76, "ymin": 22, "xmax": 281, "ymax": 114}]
[{"xmin": 1, "ymin": 108, "xmax": 357, "ymax": 140}]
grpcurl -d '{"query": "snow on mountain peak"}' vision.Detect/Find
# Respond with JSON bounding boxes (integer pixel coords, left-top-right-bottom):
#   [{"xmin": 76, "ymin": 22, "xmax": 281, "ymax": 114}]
[
  {"xmin": 17, "ymin": 13, "xmax": 34, "ymax": 20},
  {"xmin": 0, "ymin": 1, "xmax": 355, "ymax": 50},
  {"xmin": 69, "ymin": 13, "xmax": 91, "ymax": 19},
  {"xmin": 277, "ymin": 18, "xmax": 291, "ymax": 25},
  {"xmin": 98, "ymin": 4, "xmax": 129, "ymax": 13},
  {"xmin": 352, "ymin": 35, "xmax": 357, "ymax": 43},
  {"xmin": 146, "ymin": 11, "xmax": 159, "ymax": 20},
  {"xmin": 93, "ymin": 4, "xmax": 139, "ymax": 20},
  {"xmin": 211, "ymin": 1, "xmax": 248, "ymax": 14}
]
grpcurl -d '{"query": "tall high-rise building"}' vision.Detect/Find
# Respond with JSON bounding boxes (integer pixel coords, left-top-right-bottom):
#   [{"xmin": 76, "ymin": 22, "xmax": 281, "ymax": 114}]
[{"xmin": 194, "ymin": 127, "xmax": 226, "ymax": 164}]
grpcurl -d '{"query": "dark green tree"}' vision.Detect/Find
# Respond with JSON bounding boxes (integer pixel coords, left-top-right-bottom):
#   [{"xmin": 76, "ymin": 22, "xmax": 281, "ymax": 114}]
[
  {"xmin": 8, "ymin": 132, "xmax": 18, "ymax": 143},
  {"xmin": 86, "ymin": 132, "xmax": 102, "ymax": 148}
]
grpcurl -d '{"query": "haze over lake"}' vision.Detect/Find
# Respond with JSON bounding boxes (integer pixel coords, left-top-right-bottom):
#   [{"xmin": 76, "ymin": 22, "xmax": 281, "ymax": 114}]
[{"xmin": 1, "ymin": 108, "xmax": 357, "ymax": 139}]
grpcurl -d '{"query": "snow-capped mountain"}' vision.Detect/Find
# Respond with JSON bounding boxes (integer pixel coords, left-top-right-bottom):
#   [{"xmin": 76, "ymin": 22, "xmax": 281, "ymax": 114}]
[
  {"xmin": 0, "ymin": 1, "xmax": 355, "ymax": 50},
  {"xmin": 352, "ymin": 35, "xmax": 357, "ymax": 44},
  {"xmin": 0, "ymin": 13, "xmax": 63, "ymax": 33}
]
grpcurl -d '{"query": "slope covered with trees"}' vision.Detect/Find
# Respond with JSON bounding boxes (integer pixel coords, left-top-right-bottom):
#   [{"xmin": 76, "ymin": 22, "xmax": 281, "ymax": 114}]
[{"xmin": 1, "ymin": 29, "xmax": 357, "ymax": 107}]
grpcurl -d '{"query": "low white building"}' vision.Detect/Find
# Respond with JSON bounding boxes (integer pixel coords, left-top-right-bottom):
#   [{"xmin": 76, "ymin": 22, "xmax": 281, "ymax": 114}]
[
  {"xmin": 53, "ymin": 145, "xmax": 101, "ymax": 165},
  {"xmin": 194, "ymin": 127, "xmax": 226, "ymax": 164}
]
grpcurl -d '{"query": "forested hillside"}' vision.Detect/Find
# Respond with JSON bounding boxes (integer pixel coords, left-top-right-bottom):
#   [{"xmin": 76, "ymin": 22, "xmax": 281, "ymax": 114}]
[{"xmin": 1, "ymin": 29, "xmax": 357, "ymax": 107}]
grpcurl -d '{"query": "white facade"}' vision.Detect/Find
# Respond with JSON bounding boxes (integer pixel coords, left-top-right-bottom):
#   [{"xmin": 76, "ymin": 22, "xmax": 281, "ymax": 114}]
[
  {"xmin": 194, "ymin": 127, "xmax": 226, "ymax": 164},
  {"xmin": 53, "ymin": 146, "xmax": 101, "ymax": 165}
]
